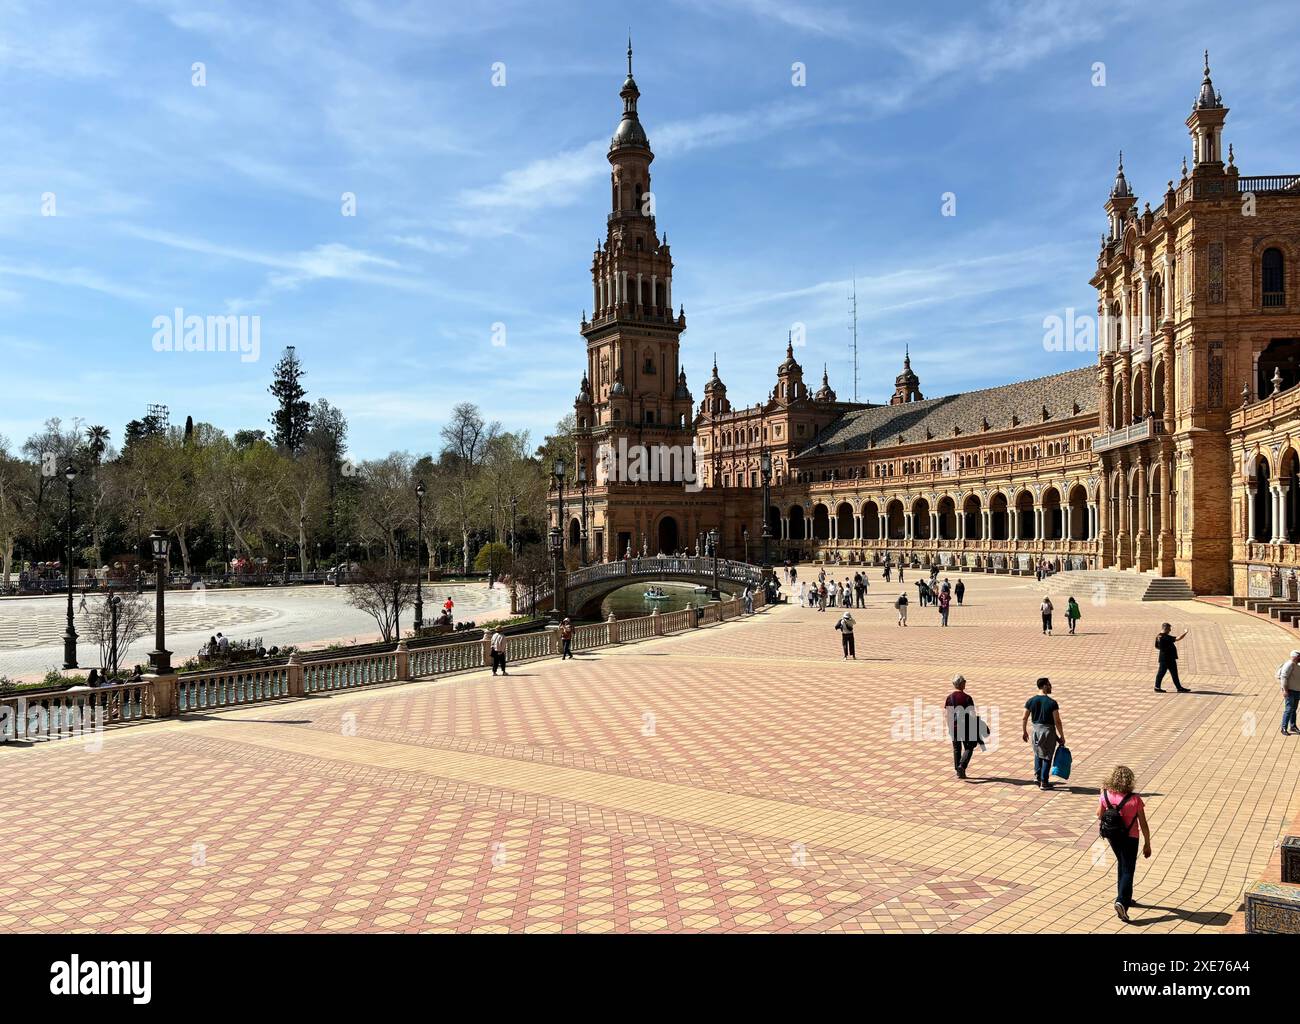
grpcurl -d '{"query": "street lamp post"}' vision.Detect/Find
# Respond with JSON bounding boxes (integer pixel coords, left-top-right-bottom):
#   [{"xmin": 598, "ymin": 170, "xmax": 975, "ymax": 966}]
[
  {"xmin": 553, "ymin": 458, "xmax": 567, "ymax": 565},
  {"xmin": 62, "ymin": 465, "xmax": 78, "ymax": 669},
  {"xmin": 108, "ymin": 594, "xmax": 121, "ymax": 676},
  {"xmin": 709, "ymin": 527, "xmax": 721, "ymax": 601},
  {"xmin": 578, "ymin": 460, "xmax": 589, "ymax": 567},
  {"xmin": 414, "ymin": 480, "xmax": 426, "ymax": 630},
  {"xmin": 134, "ymin": 509, "xmax": 144, "ymax": 595},
  {"xmin": 280, "ymin": 542, "xmax": 288, "ymax": 585},
  {"xmin": 743, "ymin": 525, "xmax": 749, "ymax": 565},
  {"xmin": 148, "ymin": 530, "xmax": 172, "ymax": 674},
  {"xmin": 220, "ymin": 517, "xmax": 229, "ymax": 583},
  {"xmin": 760, "ymin": 448, "xmax": 773, "ymax": 575},
  {"xmin": 548, "ymin": 525, "xmax": 564, "ymax": 621}
]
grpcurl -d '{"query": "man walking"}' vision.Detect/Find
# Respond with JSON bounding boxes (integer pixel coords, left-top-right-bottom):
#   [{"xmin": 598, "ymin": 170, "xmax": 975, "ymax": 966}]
[
  {"xmin": 490, "ymin": 627, "xmax": 508, "ymax": 676},
  {"xmin": 1153, "ymin": 622, "xmax": 1190, "ymax": 693},
  {"xmin": 954, "ymin": 578, "xmax": 965, "ymax": 606},
  {"xmin": 895, "ymin": 591, "xmax": 908, "ymax": 627},
  {"xmin": 1022, "ymin": 677, "xmax": 1065, "ymax": 790},
  {"xmin": 560, "ymin": 618, "xmax": 574, "ymax": 660},
  {"xmin": 836, "ymin": 609, "xmax": 856, "ymax": 660},
  {"xmin": 945, "ymin": 675, "xmax": 980, "ymax": 779},
  {"xmin": 1278, "ymin": 649, "xmax": 1300, "ymax": 735}
]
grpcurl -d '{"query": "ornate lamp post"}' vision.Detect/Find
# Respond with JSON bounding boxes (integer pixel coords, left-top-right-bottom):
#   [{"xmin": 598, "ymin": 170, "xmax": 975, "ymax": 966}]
[
  {"xmin": 510, "ymin": 496, "xmax": 518, "ymax": 564},
  {"xmin": 62, "ymin": 464, "xmax": 78, "ymax": 670},
  {"xmin": 148, "ymin": 530, "xmax": 172, "ymax": 673},
  {"xmin": 108, "ymin": 594, "xmax": 122, "ymax": 676},
  {"xmin": 414, "ymin": 480, "xmax": 426, "ymax": 630},
  {"xmin": 548, "ymin": 525, "xmax": 564, "ymax": 621},
  {"xmin": 553, "ymin": 457, "xmax": 567, "ymax": 562},
  {"xmin": 134, "ymin": 509, "xmax": 144, "ymax": 594},
  {"xmin": 742, "ymin": 525, "xmax": 749, "ymax": 565},
  {"xmin": 578, "ymin": 459, "xmax": 589, "ymax": 566},
  {"xmin": 280, "ymin": 541, "xmax": 288, "ymax": 584},
  {"xmin": 760, "ymin": 448, "xmax": 773, "ymax": 574},
  {"xmin": 709, "ymin": 527, "xmax": 721, "ymax": 601}
]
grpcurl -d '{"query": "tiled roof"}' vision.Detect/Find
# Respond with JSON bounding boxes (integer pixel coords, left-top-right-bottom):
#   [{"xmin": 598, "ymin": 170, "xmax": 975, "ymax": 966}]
[{"xmin": 797, "ymin": 365, "xmax": 1097, "ymax": 457}]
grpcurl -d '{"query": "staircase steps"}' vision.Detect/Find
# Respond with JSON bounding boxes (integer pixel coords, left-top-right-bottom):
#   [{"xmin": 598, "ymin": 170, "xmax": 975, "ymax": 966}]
[{"xmin": 1041, "ymin": 569, "xmax": 1194, "ymax": 602}]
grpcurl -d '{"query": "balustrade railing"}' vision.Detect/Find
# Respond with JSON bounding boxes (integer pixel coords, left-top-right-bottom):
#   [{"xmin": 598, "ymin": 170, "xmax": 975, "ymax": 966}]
[
  {"xmin": 303, "ymin": 652, "xmax": 399, "ymax": 693},
  {"xmin": 177, "ymin": 663, "xmax": 292, "ymax": 711},
  {"xmin": 5, "ymin": 593, "xmax": 769, "ymax": 746}
]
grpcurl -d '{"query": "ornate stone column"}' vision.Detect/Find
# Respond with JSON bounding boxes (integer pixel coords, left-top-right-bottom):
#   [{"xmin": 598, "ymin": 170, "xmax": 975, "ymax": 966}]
[
  {"xmin": 1136, "ymin": 452, "xmax": 1152, "ymax": 570},
  {"xmin": 1116, "ymin": 455, "xmax": 1131, "ymax": 569}
]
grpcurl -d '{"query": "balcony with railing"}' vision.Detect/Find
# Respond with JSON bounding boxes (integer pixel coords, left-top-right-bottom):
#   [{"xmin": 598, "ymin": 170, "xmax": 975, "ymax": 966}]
[
  {"xmin": 1236, "ymin": 175, "xmax": 1300, "ymax": 195},
  {"xmin": 1092, "ymin": 418, "xmax": 1164, "ymax": 453}
]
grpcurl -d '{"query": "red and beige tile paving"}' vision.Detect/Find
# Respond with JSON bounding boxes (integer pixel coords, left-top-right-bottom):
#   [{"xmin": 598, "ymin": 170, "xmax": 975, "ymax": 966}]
[{"xmin": 1, "ymin": 572, "xmax": 1297, "ymax": 933}]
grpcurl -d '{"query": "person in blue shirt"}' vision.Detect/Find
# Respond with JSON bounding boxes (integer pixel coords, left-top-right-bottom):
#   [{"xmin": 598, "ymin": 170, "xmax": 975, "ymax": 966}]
[{"xmin": 1022, "ymin": 677, "xmax": 1065, "ymax": 790}]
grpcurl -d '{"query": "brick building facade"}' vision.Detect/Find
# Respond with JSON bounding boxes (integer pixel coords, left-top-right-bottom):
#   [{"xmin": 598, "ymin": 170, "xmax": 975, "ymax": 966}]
[{"xmin": 555, "ymin": 50, "xmax": 1300, "ymax": 596}]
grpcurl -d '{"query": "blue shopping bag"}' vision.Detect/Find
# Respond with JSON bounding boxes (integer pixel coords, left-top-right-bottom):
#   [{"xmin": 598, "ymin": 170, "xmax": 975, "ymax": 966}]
[{"xmin": 1051, "ymin": 745, "xmax": 1072, "ymax": 781}]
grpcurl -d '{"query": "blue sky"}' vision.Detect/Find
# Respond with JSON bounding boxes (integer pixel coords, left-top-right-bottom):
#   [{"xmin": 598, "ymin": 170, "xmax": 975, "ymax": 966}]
[{"xmin": 3, "ymin": 0, "xmax": 1299, "ymax": 458}]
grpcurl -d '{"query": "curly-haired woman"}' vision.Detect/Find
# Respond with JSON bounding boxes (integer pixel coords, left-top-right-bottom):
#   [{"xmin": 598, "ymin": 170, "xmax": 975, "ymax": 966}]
[{"xmin": 1096, "ymin": 765, "xmax": 1152, "ymax": 922}]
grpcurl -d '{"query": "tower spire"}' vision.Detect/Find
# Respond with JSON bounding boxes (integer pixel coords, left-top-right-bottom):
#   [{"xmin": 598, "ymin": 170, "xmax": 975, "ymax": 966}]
[{"xmin": 627, "ymin": 33, "xmax": 633, "ymax": 76}]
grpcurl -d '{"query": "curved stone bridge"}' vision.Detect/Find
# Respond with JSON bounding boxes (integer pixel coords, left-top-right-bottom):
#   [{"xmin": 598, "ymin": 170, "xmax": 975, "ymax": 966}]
[{"xmin": 518, "ymin": 556, "xmax": 765, "ymax": 619}]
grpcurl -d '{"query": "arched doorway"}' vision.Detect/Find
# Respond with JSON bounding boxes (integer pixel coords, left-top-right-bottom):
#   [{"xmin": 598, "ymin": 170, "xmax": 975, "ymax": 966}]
[
  {"xmin": 886, "ymin": 500, "xmax": 905, "ymax": 540},
  {"xmin": 989, "ymin": 493, "xmax": 1009, "ymax": 540},
  {"xmin": 789, "ymin": 505, "xmax": 806, "ymax": 541},
  {"xmin": 568, "ymin": 516, "xmax": 581, "ymax": 550},
  {"xmin": 1282, "ymin": 449, "xmax": 1300, "ymax": 543},
  {"xmin": 1068, "ymin": 484, "xmax": 1088, "ymax": 539},
  {"xmin": 812, "ymin": 503, "xmax": 830, "ymax": 541},
  {"xmin": 912, "ymin": 497, "xmax": 931, "ymax": 540},
  {"xmin": 1253, "ymin": 456, "xmax": 1272, "ymax": 542},
  {"xmin": 1041, "ymin": 487, "xmax": 1062, "ymax": 540},
  {"xmin": 1014, "ymin": 491, "xmax": 1034, "ymax": 540},
  {"xmin": 936, "ymin": 496, "xmax": 957, "ymax": 540},
  {"xmin": 836, "ymin": 502, "xmax": 854, "ymax": 543},
  {"xmin": 962, "ymin": 494, "xmax": 982, "ymax": 540},
  {"xmin": 656, "ymin": 515, "xmax": 679, "ymax": 555},
  {"xmin": 861, "ymin": 501, "xmax": 880, "ymax": 540}
]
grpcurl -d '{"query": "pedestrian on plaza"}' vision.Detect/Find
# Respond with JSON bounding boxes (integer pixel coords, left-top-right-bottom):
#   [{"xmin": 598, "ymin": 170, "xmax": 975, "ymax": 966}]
[
  {"xmin": 835, "ymin": 609, "xmax": 856, "ymax": 659},
  {"xmin": 560, "ymin": 618, "xmax": 574, "ymax": 660},
  {"xmin": 1066, "ymin": 595, "xmax": 1082, "ymax": 635},
  {"xmin": 1035, "ymin": 562, "xmax": 1044, "ymax": 582},
  {"xmin": 207, "ymin": 636, "xmax": 218, "ymax": 657},
  {"xmin": 842, "ymin": 579, "xmax": 852, "ymax": 608},
  {"xmin": 954, "ymin": 579, "xmax": 966, "ymax": 606},
  {"xmin": 1022, "ymin": 677, "xmax": 1064, "ymax": 790},
  {"xmin": 1039, "ymin": 596, "xmax": 1054, "ymax": 636},
  {"xmin": 87, "ymin": 668, "xmax": 100, "ymax": 687},
  {"xmin": 443, "ymin": 595, "xmax": 455, "ymax": 618},
  {"xmin": 883, "ymin": 562, "xmax": 892, "ymax": 583},
  {"xmin": 899, "ymin": 565, "xmax": 905, "ymax": 583},
  {"xmin": 819, "ymin": 582, "xmax": 828, "ymax": 611},
  {"xmin": 895, "ymin": 591, "xmax": 909, "ymax": 626},
  {"xmin": 1153, "ymin": 622, "xmax": 1190, "ymax": 693},
  {"xmin": 828, "ymin": 579, "xmax": 839, "ymax": 608},
  {"xmin": 790, "ymin": 566, "xmax": 798, "ymax": 586},
  {"xmin": 78, "ymin": 589, "xmax": 88, "ymax": 613},
  {"xmin": 1097, "ymin": 765, "xmax": 1152, "ymax": 923},
  {"xmin": 857, "ymin": 575, "xmax": 868, "ymax": 607},
  {"xmin": 217, "ymin": 632, "xmax": 229, "ymax": 652},
  {"xmin": 1279, "ymin": 650, "xmax": 1300, "ymax": 735},
  {"xmin": 938, "ymin": 586, "xmax": 951, "ymax": 627},
  {"xmin": 490, "ymin": 628, "xmax": 508, "ymax": 675},
  {"xmin": 945, "ymin": 674, "xmax": 980, "ymax": 779}
]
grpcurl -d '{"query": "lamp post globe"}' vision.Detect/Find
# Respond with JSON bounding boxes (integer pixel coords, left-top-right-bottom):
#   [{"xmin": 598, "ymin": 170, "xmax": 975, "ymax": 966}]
[{"xmin": 62, "ymin": 465, "xmax": 78, "ymax": 670}]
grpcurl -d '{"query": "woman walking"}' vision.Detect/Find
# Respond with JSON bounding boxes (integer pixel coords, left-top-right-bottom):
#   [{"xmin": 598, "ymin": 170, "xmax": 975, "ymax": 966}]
[
  {"xmin": 1040, "ymin": 596, "xmax": 1054, "ymax": 636},
  {"xmin": 1097, "ymin": 765, "xmax": 1152, "ymax": 923},
  {"xmin": 1066, "ymin": 595, "xmax": 1081, "ymax": 635},
  {"xmin": 938, "ymin": 586, "xmax": 951, "ymax": 626}
]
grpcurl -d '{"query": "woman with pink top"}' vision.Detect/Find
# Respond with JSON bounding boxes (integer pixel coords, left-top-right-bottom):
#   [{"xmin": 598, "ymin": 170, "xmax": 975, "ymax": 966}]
[{"xmin": 1096, "ymin": 765, "xmax": 1153, "ymax": 923}]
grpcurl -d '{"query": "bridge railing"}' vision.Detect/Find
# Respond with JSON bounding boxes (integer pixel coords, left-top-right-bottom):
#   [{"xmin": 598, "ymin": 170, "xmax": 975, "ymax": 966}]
[{"xmin": 3, "ymin": 594, "xmax": 770, "ymax": 745}]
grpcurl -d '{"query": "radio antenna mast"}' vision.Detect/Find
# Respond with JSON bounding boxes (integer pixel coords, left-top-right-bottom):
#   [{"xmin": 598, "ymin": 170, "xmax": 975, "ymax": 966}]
[{"xmin": 848, "ymin": 271, "xmax": 859, "ymax": 402}]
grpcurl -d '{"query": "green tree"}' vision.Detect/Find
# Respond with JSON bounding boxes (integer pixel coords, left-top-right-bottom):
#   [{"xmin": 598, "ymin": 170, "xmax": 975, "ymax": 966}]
[{"xmin": 268, "ymin": 346, "xmax": 312, "ymax": 454}]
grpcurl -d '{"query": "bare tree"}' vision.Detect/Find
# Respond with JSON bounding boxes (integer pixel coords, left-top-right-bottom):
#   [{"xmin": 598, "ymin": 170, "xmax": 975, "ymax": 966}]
[
  {"xmin": 439, "ymin": 403, "xmax": 499, "ymax": 573},
  {"xmin": 344, "ymin": 561, "xmax": 419, "ymax": 643},
  {"xmin": 80, "ymin": 592, "xmax": 150, "ymax": 675}
]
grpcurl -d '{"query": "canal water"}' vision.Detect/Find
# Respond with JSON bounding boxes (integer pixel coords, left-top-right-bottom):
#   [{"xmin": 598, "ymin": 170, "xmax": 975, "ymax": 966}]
[{"xmin": 599, "ymin": 581, "xmax": 737, "ymax": 620}]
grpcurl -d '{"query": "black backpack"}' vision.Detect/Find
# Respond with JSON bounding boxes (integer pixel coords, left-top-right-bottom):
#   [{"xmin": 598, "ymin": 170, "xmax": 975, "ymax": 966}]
[{"xmin": 1099, "ymin": 793, "xmax": 1132, "ymax": 840}]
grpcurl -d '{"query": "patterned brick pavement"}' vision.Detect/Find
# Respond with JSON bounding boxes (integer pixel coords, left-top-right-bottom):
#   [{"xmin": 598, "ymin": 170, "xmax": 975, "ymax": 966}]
[{"xmin": 1, "ymin": 572, "xmax": 1297, "ymax": 933}]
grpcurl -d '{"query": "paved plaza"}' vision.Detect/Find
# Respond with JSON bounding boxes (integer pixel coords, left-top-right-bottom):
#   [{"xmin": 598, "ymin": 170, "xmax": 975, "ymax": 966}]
[
  {"xmin": 1, "ymin": 572, "xmax": 1297, "ymax": 934},
  {"xmin": 0, "ymin": 582, "xmax": 510, "ymax": 681}
]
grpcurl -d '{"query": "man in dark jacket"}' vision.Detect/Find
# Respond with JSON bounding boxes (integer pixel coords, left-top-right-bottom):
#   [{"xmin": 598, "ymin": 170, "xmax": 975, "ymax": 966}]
[{"xmin": 1154, "ymin": 622, "xmax": 1190, "ymax": 693}]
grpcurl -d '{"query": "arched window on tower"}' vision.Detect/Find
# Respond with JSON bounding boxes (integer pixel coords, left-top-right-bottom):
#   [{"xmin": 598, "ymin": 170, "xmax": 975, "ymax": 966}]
[{"xmin": 1263, "ymin": 248, "xmax": 1286, "ymax": 307}]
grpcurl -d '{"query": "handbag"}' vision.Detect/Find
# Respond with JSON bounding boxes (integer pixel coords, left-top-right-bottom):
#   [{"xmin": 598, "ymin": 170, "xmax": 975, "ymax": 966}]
[{"xmin": 1051, "ymin": 744, "xmax": 1072, "ymax": 780}]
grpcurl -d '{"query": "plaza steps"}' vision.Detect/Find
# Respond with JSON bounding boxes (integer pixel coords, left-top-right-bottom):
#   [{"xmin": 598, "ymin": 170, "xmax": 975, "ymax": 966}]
[{"xmin": 1038, "ymin": 569, "xmax": 1195, "ymax": 602}]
